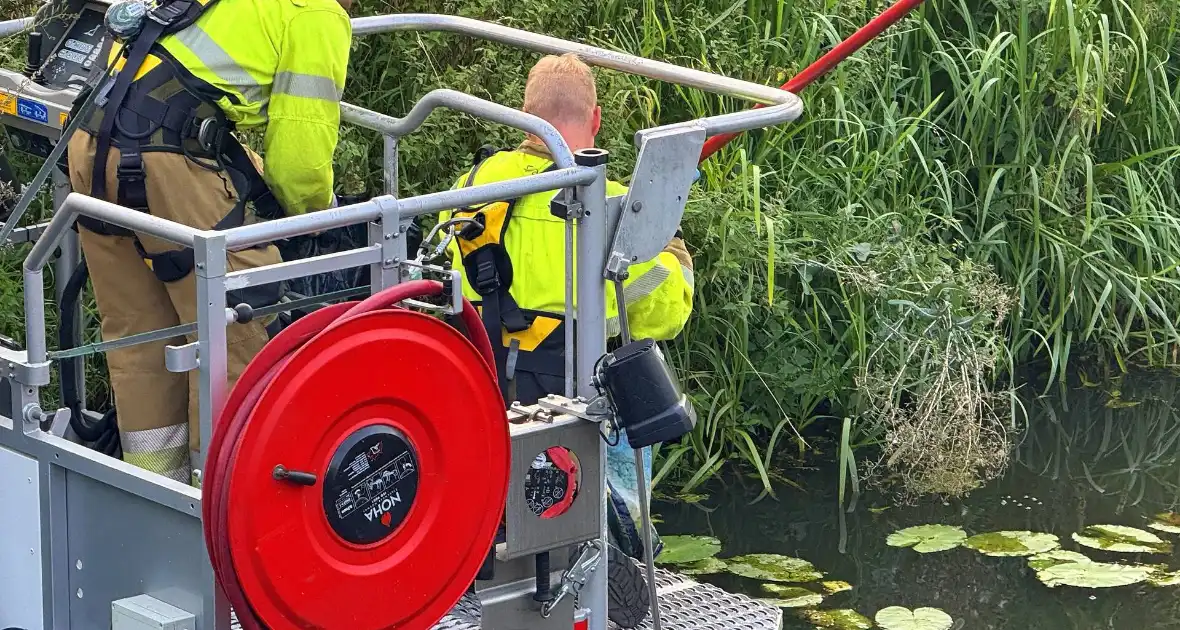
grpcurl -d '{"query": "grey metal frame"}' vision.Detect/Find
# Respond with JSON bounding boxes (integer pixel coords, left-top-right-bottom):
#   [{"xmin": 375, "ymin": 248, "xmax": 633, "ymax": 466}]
[
  {"xmin": 0, "ymin": 12, "xmax": 804, "ymax": 630},
  {"xmin": 0, "ymin": 17, "xmax": 32, "ymax": 39}
]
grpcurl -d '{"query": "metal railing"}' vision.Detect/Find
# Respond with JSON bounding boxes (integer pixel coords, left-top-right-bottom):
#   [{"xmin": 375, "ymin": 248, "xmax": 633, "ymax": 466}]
[
  {"xmin": 351, "ymin": 14, "xmax": 795, "ymax": 106},
  {"xmin": 8, "ymin": 15, "xmax": 805, "ymax": 630},
  {"xmin": 351, "ymin": 14, "xmax": 804, "ymax": 143},
  {"xmin": 0, "ymin": 17, "xmax": 31, "ymax": 39},
  {"xmin": 342, "ymin": 89, "xmax": 576, "ymax": 168}
]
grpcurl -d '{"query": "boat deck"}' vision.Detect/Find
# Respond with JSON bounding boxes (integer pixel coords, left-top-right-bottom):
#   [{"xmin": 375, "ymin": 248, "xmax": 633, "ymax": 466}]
[
  {"xmin": 231, "ymin": 568, "xmax": 780, "ymax": 629},
  {"xmin": 433, "ymin": 568, "xmax": 782, "ymax": 630}
]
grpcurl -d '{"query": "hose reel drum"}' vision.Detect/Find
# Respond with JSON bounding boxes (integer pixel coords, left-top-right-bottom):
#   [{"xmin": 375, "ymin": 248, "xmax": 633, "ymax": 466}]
[{"xmin": 205, "ymin": 280, "xmax": 512, "ymax": 630}]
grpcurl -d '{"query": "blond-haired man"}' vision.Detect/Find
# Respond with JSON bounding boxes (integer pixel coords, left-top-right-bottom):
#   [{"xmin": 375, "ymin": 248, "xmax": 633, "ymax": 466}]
[{"xmin": 444, "ymin": 53, "xmax": 695, "ymax": 628}]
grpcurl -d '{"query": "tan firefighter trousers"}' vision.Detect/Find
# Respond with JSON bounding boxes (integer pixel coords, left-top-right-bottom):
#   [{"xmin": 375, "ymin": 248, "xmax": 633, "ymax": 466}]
[{"xmin": 67, "ymin": 132, "xmax": 281, "ymax": 484}]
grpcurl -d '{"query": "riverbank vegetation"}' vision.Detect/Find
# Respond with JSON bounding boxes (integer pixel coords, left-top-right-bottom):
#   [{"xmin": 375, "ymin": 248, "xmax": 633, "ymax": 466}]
[{"xmin": 2, "ymin": 0, "xmax": 1178, "ymax": 499}]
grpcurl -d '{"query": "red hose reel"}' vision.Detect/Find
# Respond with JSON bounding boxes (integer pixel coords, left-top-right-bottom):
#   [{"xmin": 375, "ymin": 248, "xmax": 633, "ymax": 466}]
[{"xmin": 203, "ymin": 280, "xmax": 511, "ymax": 630}]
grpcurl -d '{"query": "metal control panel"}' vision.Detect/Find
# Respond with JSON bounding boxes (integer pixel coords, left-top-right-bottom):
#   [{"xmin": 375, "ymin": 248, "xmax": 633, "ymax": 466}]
[{"xmin": 1, "ymin": 1, "xmax": 114, "ymax": 157}]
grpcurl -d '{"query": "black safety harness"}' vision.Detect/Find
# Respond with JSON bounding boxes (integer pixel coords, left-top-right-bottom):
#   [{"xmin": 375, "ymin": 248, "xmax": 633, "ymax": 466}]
[
  {"xmin": 452, "ymin": 148, "xmax": 567, "ymax": 404},
  {"xmin": 80, "ymin": 0, "xmax": 282, "ymax": 285}
]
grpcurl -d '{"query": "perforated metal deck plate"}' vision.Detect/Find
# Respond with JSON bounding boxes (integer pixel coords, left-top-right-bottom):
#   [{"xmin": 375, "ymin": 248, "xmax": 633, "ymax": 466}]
[
  {"xmin": 232, "ymin": 568, "xmax": 781, "ymax": 629},
  {"xmin": 431, "ymin": 568, "xmax": 782, "ymax": 630}
]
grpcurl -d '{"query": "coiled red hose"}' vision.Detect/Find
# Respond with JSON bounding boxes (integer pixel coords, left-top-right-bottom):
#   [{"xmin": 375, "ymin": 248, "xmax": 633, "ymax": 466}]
[{"xmin": 202, "ymin": 280, "xmax": 495, "ymax": 629}]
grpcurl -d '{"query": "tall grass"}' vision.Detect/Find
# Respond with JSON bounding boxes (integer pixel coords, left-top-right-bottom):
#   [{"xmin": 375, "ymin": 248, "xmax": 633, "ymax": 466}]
[
  {"xmin": 2, "ymin": 0, "xmax": 1179, "ymax": 497},
  {"xmin": 341, "ymin": 0, "xmax": 1178, "ymax": 497}
]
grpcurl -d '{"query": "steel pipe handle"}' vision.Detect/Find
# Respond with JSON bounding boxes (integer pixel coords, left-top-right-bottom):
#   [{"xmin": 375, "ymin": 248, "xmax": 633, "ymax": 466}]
[
  {"xmin": 343, "ymin": 89, "xmax": 576, "ymax": 169},
  {"xmin": 351, "ymin": 14, "xmax": 794, "ymax": 106},
  {"xmin": 0, "ymin": 17, "xmax": 32, "ymax": 39}
]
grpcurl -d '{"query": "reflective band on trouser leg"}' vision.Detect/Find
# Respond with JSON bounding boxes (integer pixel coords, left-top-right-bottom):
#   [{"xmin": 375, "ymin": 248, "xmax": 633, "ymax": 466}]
[{"xmin": 121, "ymin": 424, "xmax": 192, "ymax": 483}]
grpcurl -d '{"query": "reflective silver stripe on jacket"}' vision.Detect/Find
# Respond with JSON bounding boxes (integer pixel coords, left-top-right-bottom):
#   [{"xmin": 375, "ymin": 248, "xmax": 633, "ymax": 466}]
[
  {"xmin": 273, "ymin": 71, "xmax": 344, "ymax": 101},
  {"xmin": 172, "ymin": 25, "xmax": 267, "ymax": 103}
]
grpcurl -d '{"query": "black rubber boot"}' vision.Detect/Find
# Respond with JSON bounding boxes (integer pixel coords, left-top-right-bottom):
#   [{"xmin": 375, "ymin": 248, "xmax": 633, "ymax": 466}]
[{"xmin": 606, "ymin": 543, "xmax": 651, "ymax": 629}]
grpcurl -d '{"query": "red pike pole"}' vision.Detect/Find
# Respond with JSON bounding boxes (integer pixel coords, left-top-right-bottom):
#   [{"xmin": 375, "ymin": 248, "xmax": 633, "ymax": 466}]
[{"xmin": 698, "ymin": 0, "xmax": 928, "ymax": 163}]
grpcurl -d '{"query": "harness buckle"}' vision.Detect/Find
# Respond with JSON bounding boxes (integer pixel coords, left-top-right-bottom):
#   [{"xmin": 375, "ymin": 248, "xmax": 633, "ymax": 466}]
[
  {"xmin": 473, "ymin": 257, "xmax": 500, "ymax": 295},
  {"xmin": 459, "ymin": 211, "xmax": 487, "ymax": 240},
  {"xmin": 148, "ymin": 0, "xmax": 192, "ymax": 27},
  {"xmin": 116, "ymin": 154, "xmax": 143, "ymax": 176},
  {"xmin": 197, "ymin": 117, "xmax": 226, "ymax": 154}
]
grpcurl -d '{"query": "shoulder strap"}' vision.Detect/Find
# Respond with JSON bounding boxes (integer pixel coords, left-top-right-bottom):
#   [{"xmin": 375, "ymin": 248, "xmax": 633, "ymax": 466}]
[
  {"xmin": 473, "ymin": 144, "xmax": 502, "ymax": 168},
  {"xmin": 450, "ymin": 150, "xmax": 538, "ymax": 399},
  {"xmin": 90, "ymin": 0, "xmax": 217, "ymax": 204}
]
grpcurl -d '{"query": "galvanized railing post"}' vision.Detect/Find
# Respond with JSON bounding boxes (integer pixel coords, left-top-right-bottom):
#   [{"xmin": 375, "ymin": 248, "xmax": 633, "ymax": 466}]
[
  {"xmin": 383, "ymin": 133, "xmax": 399, "ymax": 196},
  {"xmin": 193, "ymin": 232, "xmax": 228, "ymax": 476},
  {"xmin": 372, "ymin": 196, "xmax": 404, "ymax": 292},
  {"xmin": 572, "ymin": 148, "xmax": 610, "ymax": 630}
]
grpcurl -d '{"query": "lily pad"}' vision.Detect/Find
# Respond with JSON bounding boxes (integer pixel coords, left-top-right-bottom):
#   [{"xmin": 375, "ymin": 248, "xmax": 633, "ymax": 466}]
[
  {"xmin": 886, "ymin": 524, "xmax": 967, "ymax": 553},
  {"xmin": 655, "ymin": 535, "xmax": 722, "ymax": 565},
  {"xmin": 821, "ymin": 580, "xmax": 855, "ymax": 595},
  {"xmin": 678, "ymin": 557, "xmax": 728, "ymax": 576},
  {"xmin": 1147, "ymin": 512, "xmax": 1180, "ymax": 535},
  {"xmin": 1148, "ymin": 570, "xmax": 1180, "ymax": 587},
  {"xmin": 725, "ymin": 554, "xmax": 824, "ymax": 582},
  {"xmin": 759, "ymin": 585, "xmax": 824, "ymax": 608},
  {"xmin": 1027, "ymin": 550, "xmax": 1092, "ymax": 571},
  {"xmin": 875, "ymin": 606, "xmax": 953, "ymax": 630},
  {"xmin": 1072, "ymin": 525, "xmax": 1173, "ymax": 554},
  {"xmin": 1036, "ymin": 561, "xmax": 1157, "ymax": 588},
  {"xmin": 964, "ymin": 531, "xmax": 1060, "ymax": 557},
  {"xmin": 799, "ymin": 608, "xmax": 874, "ymax": 629}
]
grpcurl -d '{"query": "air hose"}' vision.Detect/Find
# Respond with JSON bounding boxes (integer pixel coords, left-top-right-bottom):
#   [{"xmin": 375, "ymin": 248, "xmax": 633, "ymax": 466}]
[
  {"xmin": 203, "ymin": 279, "xmax": 498, "ymax": 630},
  {"xmin": 57, "ymin": 257, "xmax": 121, "ymax": 457}
]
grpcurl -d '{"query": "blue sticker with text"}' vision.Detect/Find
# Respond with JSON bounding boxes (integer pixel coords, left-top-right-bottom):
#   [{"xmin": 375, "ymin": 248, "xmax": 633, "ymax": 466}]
[{"xmin": 17, "ymin": 98, "xmax": 49, "ymax": 124}]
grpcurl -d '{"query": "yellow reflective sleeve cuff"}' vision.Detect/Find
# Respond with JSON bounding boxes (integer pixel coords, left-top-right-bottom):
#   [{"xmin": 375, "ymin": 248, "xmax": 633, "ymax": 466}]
[
  {"xmin": 263, "ymin": 117, "xmax": 336, "ymax": 215},
  {"xmin": 615, "ymin": 251, "xmax": 695, "ymax": 341}
]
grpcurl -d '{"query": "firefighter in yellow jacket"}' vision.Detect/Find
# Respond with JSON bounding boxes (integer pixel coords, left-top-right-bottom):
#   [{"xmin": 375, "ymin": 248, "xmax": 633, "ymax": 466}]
[
  {"xmin": 443, "ymin": 53, "xmax": 694, "ymax": 628},
  {"xmin": 66, "ymin": 0, "xmax": 353, "ymax": 483},
  {"xmin": 445, "ymin": 53, "xmax": 694, "ymax": 406}
]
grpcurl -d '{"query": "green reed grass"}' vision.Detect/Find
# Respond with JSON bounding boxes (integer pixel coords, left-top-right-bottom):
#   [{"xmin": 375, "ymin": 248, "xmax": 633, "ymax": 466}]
[{"xmin": 2, "ymin": 0, "xmax": 1179, "ymax": 498}]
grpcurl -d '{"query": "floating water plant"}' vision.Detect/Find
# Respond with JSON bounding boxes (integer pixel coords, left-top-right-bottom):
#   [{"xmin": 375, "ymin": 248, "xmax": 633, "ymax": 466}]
[
  {"xmin": 1148, "ymin": 570, "xmax": 1180, "ymax": 587},
  {"xmin": 1071, "ymin": 525, "xmax": 1173, "ymax": 554},
  {"xmin": 1027, "ymin": 550, "xmax": 1092, "ymax": 571},
  {"xmin": 655, "ymin": 535, "xmax": 722, "ymax": 565},
  {"xmin": 758, "ymin": 584, "xmax": 823, "ymax": 608},
  {"xmin": 875, "ymin": 606, "xmax": 954, "ymax": 630},
  {"xmin": 964, "ymin": 531, "xmax": 1060, "ymax": 557},
  {"xmin": 1147, "ymin": 513, "xmax": 1180, "ymax": 535},
  {"xmin": 886, "ymin": 525, "xmax": 967, "ymax": 553},
  {"xmin": 678, "ymin": 557, "xmax": 727, "ymax": 576},
  {"xmin": 1036, "ymin": 561, "xmax": 1158, "ymax": 588},
  {"xmin": 799, "ymin": 608, "xmax": 874, "ymax": 629},
  {"xmin": 725, "ymin": 554, "xmax": 824, "ymax": 582},
  {"xmin": 821, "ymin": 580, "xmax": 854, "ymax": 595}
]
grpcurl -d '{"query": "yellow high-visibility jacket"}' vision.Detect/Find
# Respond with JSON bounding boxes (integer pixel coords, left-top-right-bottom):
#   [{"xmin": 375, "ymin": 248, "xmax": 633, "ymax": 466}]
[
  {"xmin": 444, "ymin": 142, "xmax": 695, "ymax": 346},
  {"xmin": 111, "ymin": 0, "xmax": 351, "ymax": 215}
]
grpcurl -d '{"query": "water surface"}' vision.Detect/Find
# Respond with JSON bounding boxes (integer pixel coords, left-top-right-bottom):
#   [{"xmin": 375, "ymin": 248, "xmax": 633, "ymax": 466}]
[{"xmin": 657, "ymin": 372, "xmax": 1180, "ymax": 629}]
